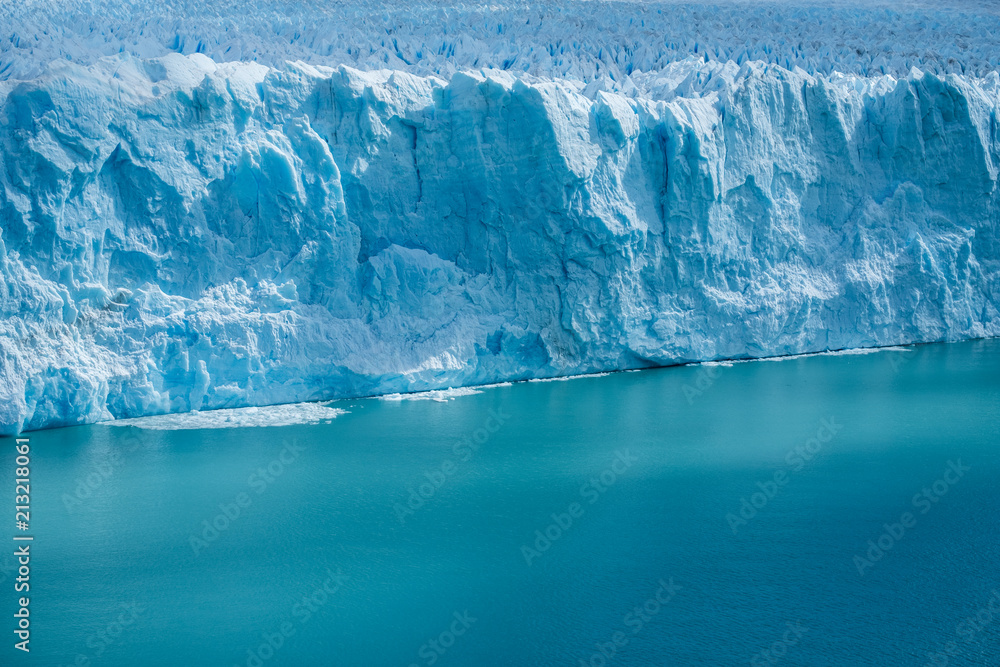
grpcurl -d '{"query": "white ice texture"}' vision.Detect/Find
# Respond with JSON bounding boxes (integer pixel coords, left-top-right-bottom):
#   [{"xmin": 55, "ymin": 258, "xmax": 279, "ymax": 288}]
[{"xmin": 2, "ymin": 1, "xmax": 1000, "ymax": 432}]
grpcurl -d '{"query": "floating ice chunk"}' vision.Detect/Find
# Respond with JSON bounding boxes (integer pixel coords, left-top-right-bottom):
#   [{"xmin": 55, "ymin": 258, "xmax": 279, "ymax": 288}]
[
  {"xmin": 528, "ymin": 373, "xmax": 615, "ymax": 383},
  {"xmin": 104, "ymin": 403, "xmax": 347, "ymax": 430},
  {"xmin": 379, "ymin": 387, "xmax": 485, "ymax": 403}
]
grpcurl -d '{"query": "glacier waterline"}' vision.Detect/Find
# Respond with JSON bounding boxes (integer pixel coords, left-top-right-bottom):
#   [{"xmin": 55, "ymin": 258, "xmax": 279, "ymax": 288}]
[
  {"xmin": 3, "ymin": 339, "xmax": 998, "ymax": 666},
  {"xmin": 97, "ymin": 342, "xmax": 914, "ymax": 430},
  {"xmin": 3, "ymin": 48, "xmax": 1000, "ymax": 433}
]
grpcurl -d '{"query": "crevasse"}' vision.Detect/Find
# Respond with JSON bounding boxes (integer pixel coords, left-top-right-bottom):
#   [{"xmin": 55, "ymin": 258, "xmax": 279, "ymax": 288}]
[{"xmin": 1, "ymin": 53, "xmax": 999, "ymax": 433}]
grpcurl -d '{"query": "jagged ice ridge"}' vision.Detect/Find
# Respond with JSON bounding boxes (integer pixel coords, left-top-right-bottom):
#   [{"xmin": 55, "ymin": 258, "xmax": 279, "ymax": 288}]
[{"xmin": 4, "ymin": 0, "xmax": 1000, "ymax": 84}]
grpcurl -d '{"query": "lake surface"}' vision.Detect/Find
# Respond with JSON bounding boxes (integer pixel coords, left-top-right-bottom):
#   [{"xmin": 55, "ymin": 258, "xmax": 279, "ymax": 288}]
[{"xmin": 3, "ymin": 340, "xmax": 999, "ymax": 666}]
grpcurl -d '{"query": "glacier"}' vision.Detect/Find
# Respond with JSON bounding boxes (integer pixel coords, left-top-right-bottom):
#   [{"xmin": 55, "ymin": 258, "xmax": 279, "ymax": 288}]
[
  {"xmin": 5, "ymin": 0, "xmax": 1000, "ymax": 82},
  {"xmin": 2, "ymin": 1, "xmax": 1000, "ymax": 433}
]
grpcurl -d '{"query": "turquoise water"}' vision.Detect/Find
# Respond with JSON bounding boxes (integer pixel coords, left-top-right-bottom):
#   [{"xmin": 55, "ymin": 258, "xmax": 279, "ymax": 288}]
[{"xmin": 3, "ymin": 340, "xmax": 1000, "ymax": 666}]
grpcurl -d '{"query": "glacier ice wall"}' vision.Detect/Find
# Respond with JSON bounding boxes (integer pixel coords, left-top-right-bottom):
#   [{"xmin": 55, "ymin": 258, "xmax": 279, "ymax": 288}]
[{"xmin": 1, "ymin": 52, "xmax": 1000, "ymax": 433}]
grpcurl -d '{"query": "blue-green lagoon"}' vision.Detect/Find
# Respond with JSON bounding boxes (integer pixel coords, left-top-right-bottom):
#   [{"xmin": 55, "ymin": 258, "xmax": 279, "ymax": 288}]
[{"xmin": 3, "ymin": 340, "xmax": 999, "ymax": 666}]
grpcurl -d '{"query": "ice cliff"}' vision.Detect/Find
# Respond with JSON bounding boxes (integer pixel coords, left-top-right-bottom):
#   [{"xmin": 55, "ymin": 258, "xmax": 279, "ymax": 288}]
[{"xmin": 2, "ymin": 2, "xmax": 1000, "ymax": 433}]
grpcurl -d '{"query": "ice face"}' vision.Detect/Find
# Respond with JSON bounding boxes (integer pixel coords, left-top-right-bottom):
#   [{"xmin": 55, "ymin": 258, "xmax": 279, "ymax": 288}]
[{"xmin": 2, "ymin": 5, "xmax": 1000, "ymax": 433}]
